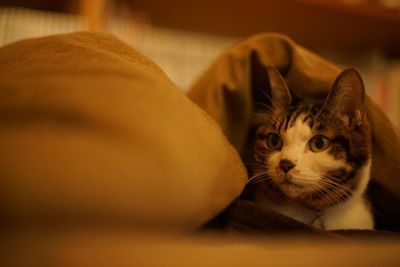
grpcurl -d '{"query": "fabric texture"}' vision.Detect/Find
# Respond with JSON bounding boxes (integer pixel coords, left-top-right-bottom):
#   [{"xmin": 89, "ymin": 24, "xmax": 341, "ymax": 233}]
[
  {"xmin": 0, "ymin": 32, "xmax": 247, "ymax": 233},
  {"xmin": 188, "ymin": 33, "xmax": 400, "ymax": 232}
]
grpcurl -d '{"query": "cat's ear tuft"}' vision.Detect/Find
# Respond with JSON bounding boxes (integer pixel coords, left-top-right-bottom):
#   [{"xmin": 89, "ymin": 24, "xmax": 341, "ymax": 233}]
[
  {"xmin": 250, "ymin": 51, "xmax": 291, "ymax": 110},
  {"xmin": 322, "ymin": 68, "xmax": 366, "ymax": 126}
]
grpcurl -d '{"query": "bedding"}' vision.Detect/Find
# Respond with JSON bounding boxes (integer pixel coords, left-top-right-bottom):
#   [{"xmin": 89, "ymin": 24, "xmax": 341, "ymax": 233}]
[
  {"xmin": 0, "ymin": 32, "xmax": 246, "ymax": 233},
  {"xmin": 0, "ymin": 32, "xmax": 399, "ymax": 266}
]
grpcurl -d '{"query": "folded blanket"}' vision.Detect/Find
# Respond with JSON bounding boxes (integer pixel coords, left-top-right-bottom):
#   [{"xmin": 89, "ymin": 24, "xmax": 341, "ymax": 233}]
[
  {"xmin": 188, "ymin": 33, "xmax": 400, "ymax": 233},
  {"xmin": 0, "ymin": 32, "xmax": 246, "ymax": 233}
]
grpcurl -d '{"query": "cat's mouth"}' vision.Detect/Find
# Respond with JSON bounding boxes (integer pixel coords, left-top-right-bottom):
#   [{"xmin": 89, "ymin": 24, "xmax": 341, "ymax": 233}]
[
  {"xmin": 275, "ymin": 175, "xmax": 306, "ymax": 198},
  {"xmin": 277, "ymin": 173, "xmax": 304, "ymax": 187},
  {"xmin": 279, "ymin": 180, "xmax": 304, "ymax": 188}
]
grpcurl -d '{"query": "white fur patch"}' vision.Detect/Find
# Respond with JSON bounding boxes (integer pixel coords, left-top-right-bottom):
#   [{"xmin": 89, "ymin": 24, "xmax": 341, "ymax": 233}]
[
  {"xmin": 267, "ymin": 118, "xmax": 350, "ymax": 198},
  {"xmin": 323, "ymin": 160, "xmax": 373, "ymax": 230}
]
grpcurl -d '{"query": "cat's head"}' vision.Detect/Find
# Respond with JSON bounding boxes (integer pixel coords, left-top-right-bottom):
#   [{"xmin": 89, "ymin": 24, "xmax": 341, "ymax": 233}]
[{"xmin": 247, "ymin": 67, "xmax": 371, "ymax": 210}]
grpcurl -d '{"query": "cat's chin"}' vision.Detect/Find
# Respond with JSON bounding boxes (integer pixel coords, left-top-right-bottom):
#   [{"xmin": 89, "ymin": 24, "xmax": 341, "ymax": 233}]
[{"xmin": 278, "ymin": 181, "xmax": 305, "ymax": 198}]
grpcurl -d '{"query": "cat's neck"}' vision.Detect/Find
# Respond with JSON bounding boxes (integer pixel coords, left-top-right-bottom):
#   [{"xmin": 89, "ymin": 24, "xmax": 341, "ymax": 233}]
[{"xmin": 251, "ymin": 186, "xmax": 322, "ymax": 225}]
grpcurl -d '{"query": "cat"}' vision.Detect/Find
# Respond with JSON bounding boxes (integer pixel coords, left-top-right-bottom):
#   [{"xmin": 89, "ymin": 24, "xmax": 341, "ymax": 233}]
[{"xmin": 243, "ymin": 66, "xmax": 374, "ymax": 230}]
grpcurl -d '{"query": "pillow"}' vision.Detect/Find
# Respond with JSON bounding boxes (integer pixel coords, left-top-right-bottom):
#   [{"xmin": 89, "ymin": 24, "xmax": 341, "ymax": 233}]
[{"xmin": 0, "ymin": 32, "xmax": 247, "ymax": 232}]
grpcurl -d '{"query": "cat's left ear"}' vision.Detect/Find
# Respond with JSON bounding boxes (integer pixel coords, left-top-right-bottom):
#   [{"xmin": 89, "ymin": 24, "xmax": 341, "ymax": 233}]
[
  {"xmin": 322, "ymin": 68, "xmax": 366, "ymax": 126},
  {"xmin": 250, "ymin": 51, "xmax": 291, "ymax": 110}
]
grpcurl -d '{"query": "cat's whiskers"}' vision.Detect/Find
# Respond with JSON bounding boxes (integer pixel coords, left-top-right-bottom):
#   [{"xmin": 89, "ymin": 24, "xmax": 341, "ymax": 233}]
[
  {"xmin": 253, "ymin": 112, "xmax": 275, "ymax": 119},
  {"xmin": 253, "ymin": 101, "xmax": 276, "ymax": 114},
  {"xmin": 287, "ymin": 170, "xmax": 321, "ymax": 186},
  {"xmin": 313, "ymin": 177, "xmax": 352, "ymax": 206},
  {"xmin": 251, "ymin": 177, "xmax": 273, "ymax": 185},
  {"xmin": 254, "ymin": 86, "xmax": 277, "ymax": 109},
  {"xmin": 282, "ymin": 169, "xmax": 353, "ymax": 207},
  {"xmin": 247, "ymin": 171, "xmax": 269, "ymax": 184},
  {"xmin": 322, "ymin": 175, "xmax": 353, "ymax": 193},
  {"xmin": 254, "ymin": 113, "xmax": 279, "ymax": 125}
]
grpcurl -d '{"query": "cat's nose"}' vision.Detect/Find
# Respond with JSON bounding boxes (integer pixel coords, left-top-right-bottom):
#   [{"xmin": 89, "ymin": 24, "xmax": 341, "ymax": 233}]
[{"xmin": 279, "ymin": 159, "xmax": 295, "ymax": 173}]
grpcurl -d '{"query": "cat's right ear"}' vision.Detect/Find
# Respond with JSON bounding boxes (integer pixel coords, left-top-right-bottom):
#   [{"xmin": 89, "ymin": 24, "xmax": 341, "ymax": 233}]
[
  {"xmin": 322, "ymin": 68, "xmax": 366, "ymax": 126},
  {"xmin": 250, "ymin": 51, "xmax": 291, "ymax": 110}
]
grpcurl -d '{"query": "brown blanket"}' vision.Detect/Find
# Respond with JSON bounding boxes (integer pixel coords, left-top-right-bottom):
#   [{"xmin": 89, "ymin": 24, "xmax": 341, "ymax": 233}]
[{"xmin": 188, "ymin": 33, "xmax": 400, "ymax": 233}]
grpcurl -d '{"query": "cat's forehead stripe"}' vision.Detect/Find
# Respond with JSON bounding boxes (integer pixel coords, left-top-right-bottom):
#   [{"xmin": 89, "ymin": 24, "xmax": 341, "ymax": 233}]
[
  {"xmin": 278, "ymin": 104, "xmax": 319, "ymax": 132},
  {"xmin": 284, "ymin": 116, "xmax": 313, "ymax": 145}
]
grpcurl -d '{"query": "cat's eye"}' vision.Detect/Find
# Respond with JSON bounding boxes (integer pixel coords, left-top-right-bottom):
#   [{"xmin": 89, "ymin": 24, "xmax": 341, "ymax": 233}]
[
  {"xmin": 266, "ymin": 133, "xmax": 283, "ymax": 151},
  {"xmin": 309, "ymin": 135, "xmax": 331, "ymax": 152}
]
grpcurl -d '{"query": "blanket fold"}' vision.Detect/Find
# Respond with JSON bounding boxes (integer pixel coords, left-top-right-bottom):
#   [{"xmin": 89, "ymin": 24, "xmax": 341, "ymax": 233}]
[{"xmin": 0, "ymin": 32, "xmax": 247, "ymax": 233}]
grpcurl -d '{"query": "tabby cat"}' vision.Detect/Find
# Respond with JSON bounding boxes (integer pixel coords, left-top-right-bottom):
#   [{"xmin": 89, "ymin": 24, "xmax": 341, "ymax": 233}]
[{"xmin": 244, "ymin": 67, "xmax": 374, "ymax": 230}]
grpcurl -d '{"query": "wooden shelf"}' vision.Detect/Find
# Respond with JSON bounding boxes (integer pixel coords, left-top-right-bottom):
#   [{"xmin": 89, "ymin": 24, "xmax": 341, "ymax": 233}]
[
  {"xmin": 293, "ymin": 0, "xmax": 400, "ymax": 22},
  {"xmin": 3, "ymin": 0, "xmax": 399, "ymax": 57},
  {"xmin": 121, "ymin": 0, "xmax": 400, "ymax": 58},
  {"xmin": 0, "ymin": 0, "xmax": 75, "ymax": 12}
]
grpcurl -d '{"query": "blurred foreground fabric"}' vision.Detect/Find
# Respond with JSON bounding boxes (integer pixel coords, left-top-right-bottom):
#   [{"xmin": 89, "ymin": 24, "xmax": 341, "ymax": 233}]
[
  {"xmin": 0, "ymin": 32, "xmax": 246, "ymax": 233},
  {"xmin": 0, "ymin": 32, "xmax": 399, "ymax": 265}
]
